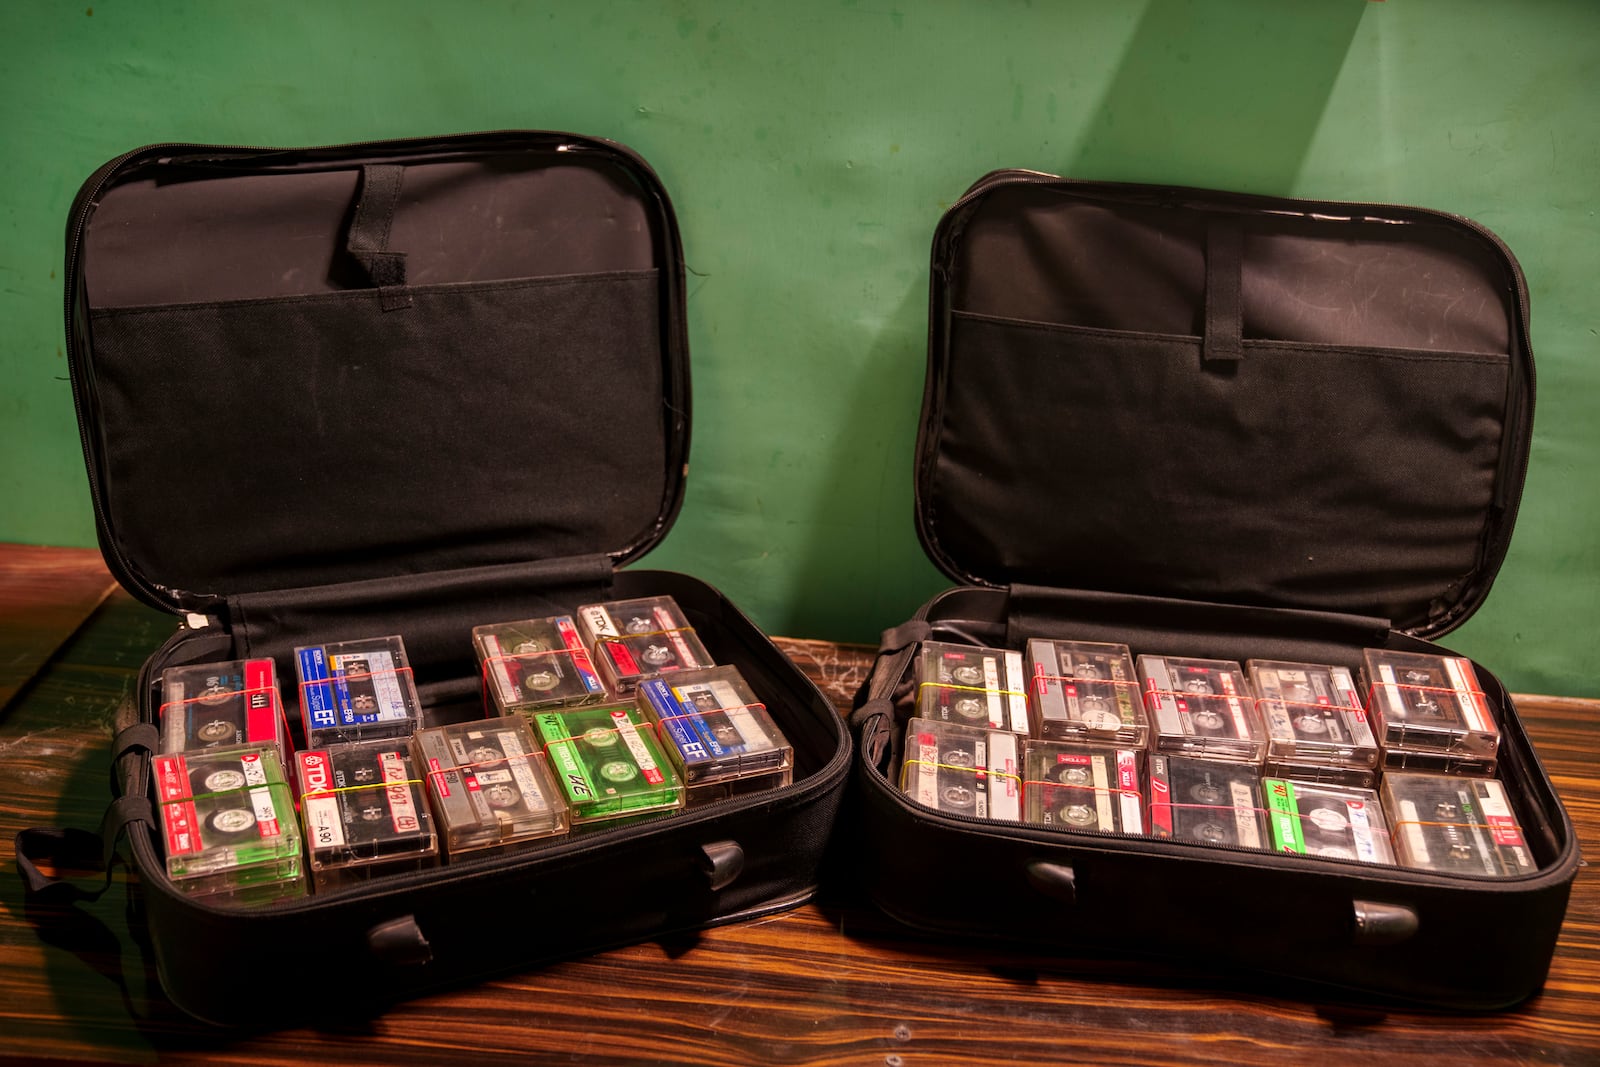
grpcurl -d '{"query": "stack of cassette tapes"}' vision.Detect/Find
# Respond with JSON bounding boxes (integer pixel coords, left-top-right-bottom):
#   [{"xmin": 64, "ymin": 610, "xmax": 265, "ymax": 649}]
[
  {"xmin": 474, "ymin": 615, "xmax": 607, "ymax": 715},
  {"xmin": 916, "ymin": 641, "xmax": 1028, "ymax": 734},
  {"xmin": 885, "ymin": 633, "xmax": 1538, "ymax": 878},
  {"xmin": 1026, "ymin": 639, "xmax": 1149, "ymax": 747},
  {"xmin": 1148, "ymin": 754, "xmax": 1267, "ymax": 849},
  {"xmin": 533, "ymin": 704, "xmax": 684, "ymax": 826},
  {"xmin": 1382, "ymin": 771, "xmax": 1534, "ymax": 876},
  {"xmin": 295, "ymin": 636, "xmax": 422, "ymax": 748},
  {"xmin": 1138, "ymin": 655, "xmax": 1267, "ymax": 763},
  {"xmin": 577, "ymin": 596, "xmax": 714, "ymax": 693},
  {"xmin": 1362, "ymin": 650, "xmax": 1500, "ymax": 774},
  {"xmin": 900, "ymin": 719, "xmax": 1021, "ymax": 821},
  {"xmin": 158, "ymin": 657, "xmax": 288, "ymax": 759},
  {"xmin": 295, "ymin": 742, "xmax": 439, "ymax": 888},
  {"xmin": 636, "ymin": 666, "xmax": 794, "ymax": 803},
  {"xmin": 1248, "ymin": 660, "xmax": 1379, "ymax": 786},
  {"xmin": 152, "ymin": 745, "xmax": 305, "ymax": 902},
  {"xmin": 1262, "ymin": 778, "xmax": 1393, "ymax": 864},
  {"xmin": 1023, "ymin": 741, "xmax": 1143, "ymax": 833},
  {"xmin": 414, "ymin": 717, "xmax": 569, "ymax": 856}
]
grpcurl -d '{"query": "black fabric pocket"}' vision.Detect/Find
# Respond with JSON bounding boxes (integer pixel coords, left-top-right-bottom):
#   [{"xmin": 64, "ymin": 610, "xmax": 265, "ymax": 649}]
[
  {"xmin": 89, "ymin": 269, "xmax": 666, "ymax": 598},
  {"xmin": 926, "ymin": 311, "xmax": 1512, "ymax": 626}
]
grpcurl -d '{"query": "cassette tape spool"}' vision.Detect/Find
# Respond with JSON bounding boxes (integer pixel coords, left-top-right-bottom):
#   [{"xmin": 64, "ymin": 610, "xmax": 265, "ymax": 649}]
[
  {"xmin": 915, "ymin": 641, "xmax": 1028, "ymax": 734},
  {"xmin": 1138, "ymin": 655, "xmax": 1266, "ymax": 763},
  {"xmin": 414, "ymin": 717, "xmax": 569, "ymax": 856},
  {"xmin": 1026, "ymin": 639, "xmax": 1148, "ymax": 747},
  {"xmin": 1262, "ymin": 778, "xmax": 1394, "ymax": 865},
  {"xmin": 159, "ymin": 657, "xmax": 288, "ymax": 758},
  {"xmin": 1361, "ymin": 650, "xmax": 1499, "ymax": 760},
  {"xmin": 636, "ymin": 666, "xmax": 794, "ymax": 801},
  {"xmin": 295, "ymin": 742, "xmax": 439, "ymax": 887},
  {"xmin": 1148, "ymin": 754, "xmax": 1267, "ymax": 850},
  {"xmin": 152, "ymin": 746, "xmax": 305, "ymax": 903},
  {"xmin": 1382, "ymin": 772, "xmax": 1534, "ymax": 877},
  {"xmin": 534, "ymin": 704, "xmax": 684, "ymax": 825},
  {"xmin": 474, "ymin": 616, "xmax": 607, "ymax": 714},
  {"xmin": 1022, "ymin": 741, "xmax": 1143, "ymax": 834},
  {"xmin": 576, "ymin": 596, "xmax": 714, "ymax": 693},
  {"xmin": 295, "ymin": 636, "xmax": 422, "ymax": 748},
  {"xmin": 899, "ymin": 718, "xmax": 1021, "ymax": 822},
  {"xmin": 1247, "ymin": 660, "xmax": 1378, "ymax": 775}
]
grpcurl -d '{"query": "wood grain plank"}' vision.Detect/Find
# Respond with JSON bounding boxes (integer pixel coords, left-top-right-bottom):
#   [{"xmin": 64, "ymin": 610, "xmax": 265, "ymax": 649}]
[{"xmin": 0, "ymin": 544, "xmax": 118, "ymax": 710}]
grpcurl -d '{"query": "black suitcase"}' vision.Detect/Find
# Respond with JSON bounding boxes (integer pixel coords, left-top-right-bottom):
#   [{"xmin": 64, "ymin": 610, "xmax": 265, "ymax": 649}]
[
  {"xmin": 20, "ymin": 132, "xmax": 851, "ymax": 1026},
  {"xmin": 847, "ymin": 172, "xmax": 1579, "ymax": 1010}
]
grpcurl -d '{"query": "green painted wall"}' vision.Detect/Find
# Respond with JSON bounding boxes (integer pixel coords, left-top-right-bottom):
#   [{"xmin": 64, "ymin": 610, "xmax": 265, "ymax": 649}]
[{"xmin": 3, "ymin": 1, "xmax": 1596, "ymax": 696}]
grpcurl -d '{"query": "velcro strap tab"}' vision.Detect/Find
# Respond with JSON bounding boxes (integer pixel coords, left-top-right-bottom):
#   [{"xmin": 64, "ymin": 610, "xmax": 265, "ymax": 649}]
[
  {"xmin": 1203, "ymin": 217, "xmax": 1244, "ymax": 364},
  {"xmin": 348, "ymin": 164, "xmax": 411, "ymax": 310}
]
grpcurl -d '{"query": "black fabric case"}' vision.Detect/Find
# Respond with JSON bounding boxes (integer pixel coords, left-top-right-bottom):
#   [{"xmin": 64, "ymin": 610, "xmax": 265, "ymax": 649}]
[
  {"xmin": 38, "ymin": 133, "xmax": 851, "ymax": 1025},
  {"xmin": 848, "ymin": 172, "xmax": 1579, "ymax": 1010}
]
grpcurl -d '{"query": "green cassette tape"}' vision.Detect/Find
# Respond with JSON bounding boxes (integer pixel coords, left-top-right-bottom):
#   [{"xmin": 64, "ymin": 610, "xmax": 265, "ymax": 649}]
[{"xmin": 533, "ymin": 704, "xmax": 684, "ymax": 825}]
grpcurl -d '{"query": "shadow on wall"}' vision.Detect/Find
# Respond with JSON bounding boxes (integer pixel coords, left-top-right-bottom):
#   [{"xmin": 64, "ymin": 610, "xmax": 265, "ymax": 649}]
[
  {"xmin": 783, "ymin": 280, "xmax": 944, "ymax": 644},
  {"xmin": 1071, "ymin": 0, "xmax": 1371, "ymax": 191}
]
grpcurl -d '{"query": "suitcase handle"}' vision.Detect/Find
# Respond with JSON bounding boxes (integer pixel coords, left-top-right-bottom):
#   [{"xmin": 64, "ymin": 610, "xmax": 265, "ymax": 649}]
[
  {"xmin": 700, "ymin": 840, "xmax": 745, "ymax": 892},
  {"xmin": 1352, "ymin": 900, "xmax": 1419, "ymax": 945},
  {"xmin": 1024, "ymin": 860, "xmax": 1077, "ymax": 904}
]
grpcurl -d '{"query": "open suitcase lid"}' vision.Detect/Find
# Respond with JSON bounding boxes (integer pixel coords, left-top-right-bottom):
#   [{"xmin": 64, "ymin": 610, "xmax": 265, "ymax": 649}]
[
  {"xmin": 64, "ymin": 133, "xmax": 689, "ymax": 616},
  {"xmin": 917, "ymin": 172, "xmax": 1534, "ymax": 640}
]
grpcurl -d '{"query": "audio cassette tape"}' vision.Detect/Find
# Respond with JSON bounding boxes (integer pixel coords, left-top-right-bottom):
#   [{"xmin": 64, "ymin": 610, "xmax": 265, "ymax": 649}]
[
  {"xmin": 414, "ymin": 717, "xmax": 569, "ymax": 856},
  {"xmin": 1022, "ymin": 741, "xmax": 1143, "ymax": 834},
  {"xmin": 1026, "ymin": 639, "xmax": 1148, "ymax": 747},
  {"xmin": 1138, "ymin": 655, "xmax": 1266, "ymax": 762},
  {"xmin": 1247, "ymin": 660, "xmax": 1378, "ymax": 784},
  {"xmin": 1262, "ymin": 778, "xmax": 1393, "ymax": 865},
  {"xmin": 636, "ymin": 666, "xmax": 793, "ymax": 802},
  {"xmin": 158, "ymin": 657, "xmax": 287, "ymax": 758},
  {"xmin": 577, "ymin": 596, "xmax": 714, "ymax": 693},
  {"xmin": 474, "ymin": 615, "xmax": 607, "ymax": 714},
  {"xmin": 1148, "ymin": 754, "xmax": 1266, "ymax": 849},
  {"xmin": 295, "ymin": 635, "xmax": 421, "ymax": 747},
  {"xmin": 533, "ymin": 704, "xmax": 684, "ymax": 825},
  {"xmin": 899, "ymin": 718, "xmax": 1021, "ymax": 821},
  {"xmin": 1362, "ymin": 650, "xmax": 1499, "ymax": 761},
  {"xmin": 1382, "ymin": 771, "xmax": 1534, "ymax": 877},
  {"xmin": 152, "ymin": 746, "xmax": 304, "ymax": 903},
  {"xmin": 295, "ymin": 742, "xmax": 439, "ymax": 888},
  {"xmin": 916, "ymin": 641, "xmax": 1028, "ymax": 734}
]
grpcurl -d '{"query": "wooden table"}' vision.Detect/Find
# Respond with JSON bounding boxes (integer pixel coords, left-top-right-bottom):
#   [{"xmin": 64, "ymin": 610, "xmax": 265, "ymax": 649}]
[{"xmin": 2, "ymin": 547, "xmax": 1596, "ymax": 1065}]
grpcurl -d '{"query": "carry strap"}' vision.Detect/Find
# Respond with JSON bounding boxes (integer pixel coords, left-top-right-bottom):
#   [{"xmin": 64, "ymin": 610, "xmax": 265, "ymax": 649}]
[
  {"xmin": 1203, "ymin": 217, "xmax": 1244, "ymax": 365},
  {"xmin": 15, "ymin": 795, "xmax": 153, "ymax": 904},
  {"xmin": 347, "ymin": 164, "xmax": 412, "ymax": 311},
  {"xmin": 848, "ymin": 619, "xmax": 928, "ymax": 771},
  {"xmin": 15, "ymin": 721, "xmax": 158, "ymax": 904}
]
